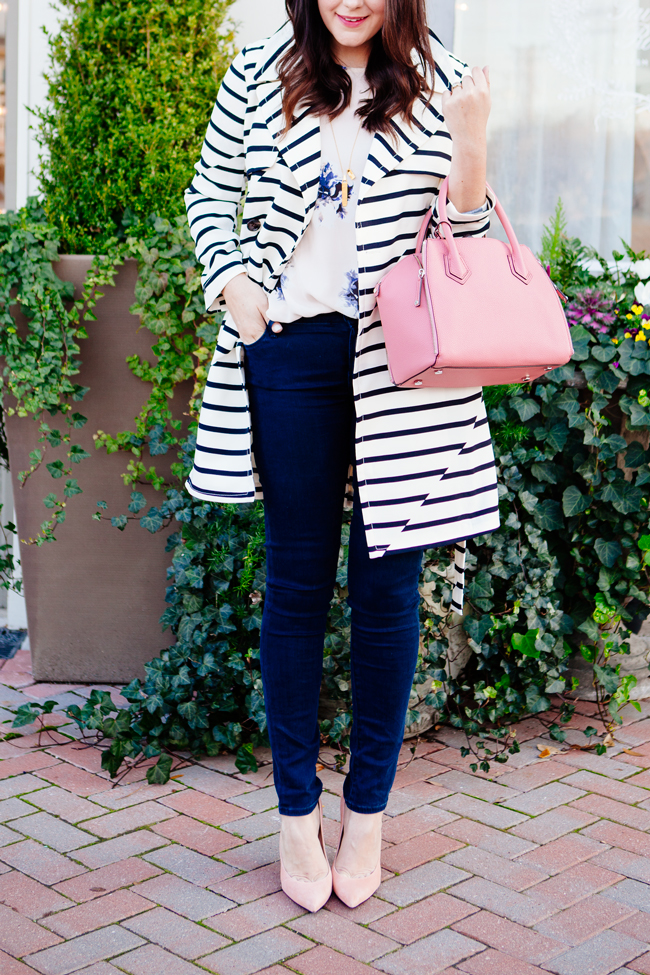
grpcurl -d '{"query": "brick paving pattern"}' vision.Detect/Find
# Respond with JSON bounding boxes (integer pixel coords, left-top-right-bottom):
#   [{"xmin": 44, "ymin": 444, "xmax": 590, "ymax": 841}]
[{"xmin": 4, "ymin": 648, "xmax": 650, "ymax": 972}]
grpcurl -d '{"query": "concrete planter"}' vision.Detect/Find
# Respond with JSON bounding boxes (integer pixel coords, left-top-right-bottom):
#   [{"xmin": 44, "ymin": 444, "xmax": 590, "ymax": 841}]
[{"xmin": 4, "ymin": 256, "xmax": 191, "ymax": 682}]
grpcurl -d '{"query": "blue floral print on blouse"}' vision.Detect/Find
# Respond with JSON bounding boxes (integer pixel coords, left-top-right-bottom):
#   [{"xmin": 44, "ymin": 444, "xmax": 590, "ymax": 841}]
[
  {"xmin": 317, "ymin": 162, "xmax": 352, "ymax": 219},
  {"xmin": 341, "ymin": 270, "xmax": 359, "ymax": 313}
]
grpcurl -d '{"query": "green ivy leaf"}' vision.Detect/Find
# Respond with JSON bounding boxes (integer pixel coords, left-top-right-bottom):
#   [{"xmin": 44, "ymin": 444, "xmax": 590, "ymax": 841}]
[
  {"xmin": 46, "ymin": 429, "xmax": 62, "ymax": 448},
  {"xmin": 141, "ymin": 508, "xmax": 164, "ymax": 533},
  {"xmin": 510, "ymin": 397, "xmax": 541, "ymax": 422},
  {"xmin": 511, "ymin": 629, "xmax": 540, "ymax": 659},
  {"xmin": 562, "ymin": 485, "xmax": 590, "ymax": 517},
  {"xmin": 533, "ymin": 499, "xmax": 563, "ymax": 531},
  {"xmin": 69, "ymin": 444, "xmax": 90, "ymax": 463},
  {"xmin": 46, "ymin": 460, "xmax": 65, "ymax": 479},
  {"xmin": 64, "ymin": 479, "xmax": 82, "ymax": 498},
  {"xmin": 146, "ymin": 753, "xmax": 173, "ymax": 785},
  {"xmin": 128, "ymin": 491, "xmax": 147, "ymax": 513},
  {"xmin": 464, "ymin": 614, "xmax": 493, "ymax": 645},
  {"xmin": 12, "ymin": 703, "xmax": 49, "ymax": 727},
  {"xmin": 465, "ymin": 571, "xmax": 494, "ymax": 604},
  {"xmin": 519, "ymin": 490, "xmax": 539, "ymax": 514},
  {"xmin": 177, "ymin": 701, "xmax": 209, "ymax": 730},
  {"xmin": 624, "ymin": 441, "xmax": 647, "ymax": 469},
  {"xmin": 592, "ymin": 343, "xmax": 618, "ymax": 362},
  {"xmin": 546, "ymin": 424, "xmax": 570, "ymax": 453},
  {"xmin": 594, "ymin": 538, "xmax": 622, "ymax": 567},
  {"xmin": 569, "ymin": 329, "xmax": 591, "ymax": 360},
  {"xmin": 525, "ymin": 684, "xmax": 551, "ymax": 714},
  {"xmin": 235, "ymin": 742, "xmax": 259, "ymax": 775},
  {"xmin": 593, "ymin": 663, "xmax": 620, "ymax": 696},
  {"xmin": 600, "ymin": 480, "xmax": 643, "ymax": 514}
]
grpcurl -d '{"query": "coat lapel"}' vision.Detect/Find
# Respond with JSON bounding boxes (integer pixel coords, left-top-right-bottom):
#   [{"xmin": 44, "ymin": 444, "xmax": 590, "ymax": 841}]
[
  {"xmin": 254, "ymin": 27, "xmax": 322, "ymax": 216},
  {"xmin": 359, "ymin": 96, "xmax": 445, "ymax": 199},
  {"xmin": 253, "ymin": 24, "xmax": 453, "ymax": 212}
]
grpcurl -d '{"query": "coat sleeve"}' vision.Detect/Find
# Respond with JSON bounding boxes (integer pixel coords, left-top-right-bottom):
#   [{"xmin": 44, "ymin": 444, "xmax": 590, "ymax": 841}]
[
  {"xmin": 434, "ymin": 185, "xmax": 497, "ymax": 238},
  {"xmin": 185, "ymin": 49, "xmax": 249, "ymax": 313},
  {"xmin": 429, "ymin": 40, "xmax": 495, "ymax": 239}
]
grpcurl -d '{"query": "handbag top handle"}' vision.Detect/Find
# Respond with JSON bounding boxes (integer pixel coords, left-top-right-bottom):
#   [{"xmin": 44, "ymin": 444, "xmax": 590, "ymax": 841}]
[{"xmin": 415, "ymin": 176, "xmax": 532, "ymax": 285}]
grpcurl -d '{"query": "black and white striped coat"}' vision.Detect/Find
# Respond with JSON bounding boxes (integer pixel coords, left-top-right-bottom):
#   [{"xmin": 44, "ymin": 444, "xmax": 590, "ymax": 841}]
[{"xmin": 185, "ymin": 22, "xmax": 500, "ymax": 609}]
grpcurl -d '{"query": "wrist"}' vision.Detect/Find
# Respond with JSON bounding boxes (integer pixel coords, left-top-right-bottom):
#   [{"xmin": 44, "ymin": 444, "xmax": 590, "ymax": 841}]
[
  {"xmin": 451, "ymin": 135, "xmax": 486, "ymax": 161},
  {"xmin": 222, "ymin": 271, "xmax": 247, "ymax": 303}
]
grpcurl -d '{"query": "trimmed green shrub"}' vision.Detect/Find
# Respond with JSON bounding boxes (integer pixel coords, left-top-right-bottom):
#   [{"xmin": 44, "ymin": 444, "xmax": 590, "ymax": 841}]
[{"xmin": 37, "ymin": 0, "xmax": 236, "ymax": 254}]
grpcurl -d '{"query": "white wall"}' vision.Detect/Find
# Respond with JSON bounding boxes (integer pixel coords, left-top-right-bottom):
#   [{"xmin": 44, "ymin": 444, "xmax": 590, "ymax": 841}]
[
  {"xmin": 5, "ymin": 0, "xmax": 61, "ymax": 211},
  {"xmin": 229, "ymin": 0, "xmax": 286, "ymax": 48}
]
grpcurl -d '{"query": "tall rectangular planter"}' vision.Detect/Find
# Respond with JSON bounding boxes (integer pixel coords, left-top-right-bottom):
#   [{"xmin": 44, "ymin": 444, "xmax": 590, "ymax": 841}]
[{"xmin": 4, "ymin": 256, "xmax": 190, "ymax": 682}]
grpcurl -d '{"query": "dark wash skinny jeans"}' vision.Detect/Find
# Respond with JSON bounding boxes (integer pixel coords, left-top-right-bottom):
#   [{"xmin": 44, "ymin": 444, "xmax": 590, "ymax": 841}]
[{"xmin": 244, "ymin": 312, "xmax": 423, "ymax": 816}]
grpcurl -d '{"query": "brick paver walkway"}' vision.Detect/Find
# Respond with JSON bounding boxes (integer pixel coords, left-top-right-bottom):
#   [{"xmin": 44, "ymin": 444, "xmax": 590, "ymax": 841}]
[{"xmin": 4, "ymin": 647, "xmax": 650, "ymax": 974}]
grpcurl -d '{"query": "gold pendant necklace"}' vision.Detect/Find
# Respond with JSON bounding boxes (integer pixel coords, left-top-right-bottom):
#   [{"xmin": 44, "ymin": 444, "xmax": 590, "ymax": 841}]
[{"xmin": 331, "ymin": 117, "xmax": 363, "ymax": 209}]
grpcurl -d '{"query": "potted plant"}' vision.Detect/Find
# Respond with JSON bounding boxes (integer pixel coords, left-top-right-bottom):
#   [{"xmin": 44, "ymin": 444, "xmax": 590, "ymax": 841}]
[{"xmin": 0, "ymin": 0, "xmax": 236, "ymax": 681}]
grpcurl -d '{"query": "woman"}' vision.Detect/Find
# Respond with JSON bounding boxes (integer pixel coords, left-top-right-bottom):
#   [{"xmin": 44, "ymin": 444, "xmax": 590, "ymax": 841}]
[{"xmin": 185, "ymin": 0, "xmax": 498, "ymax": 912}]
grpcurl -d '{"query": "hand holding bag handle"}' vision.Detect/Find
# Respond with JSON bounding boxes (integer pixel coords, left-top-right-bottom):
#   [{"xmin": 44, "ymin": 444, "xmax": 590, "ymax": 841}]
[{"xmin": 375, "ymin": 176, "xmax": 573, "ymax": 389}]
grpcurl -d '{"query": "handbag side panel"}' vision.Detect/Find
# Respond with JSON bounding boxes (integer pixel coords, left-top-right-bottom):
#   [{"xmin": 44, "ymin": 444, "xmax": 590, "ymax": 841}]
[
  {"xmin": 375, "ymin": 254, "xmax": 438, "ymax": 385},
  {"xmin": 409, "ymin": 238, "xmax": 573, "ymax": 388}
]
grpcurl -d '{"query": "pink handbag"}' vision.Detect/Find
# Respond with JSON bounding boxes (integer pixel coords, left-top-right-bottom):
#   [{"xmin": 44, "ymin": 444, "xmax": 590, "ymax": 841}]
[{"xmin": 375, "ymin": 177, "xmax": 573, "ymax": 388}]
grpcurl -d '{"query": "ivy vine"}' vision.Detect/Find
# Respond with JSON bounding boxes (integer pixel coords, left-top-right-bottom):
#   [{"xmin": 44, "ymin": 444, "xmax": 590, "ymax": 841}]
[{"xmin": 8, "ymin": 201, "xmax": 650, "ymax": 782}]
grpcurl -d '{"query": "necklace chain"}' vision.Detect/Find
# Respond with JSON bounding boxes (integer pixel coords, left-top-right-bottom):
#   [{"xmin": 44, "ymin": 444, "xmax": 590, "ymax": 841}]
[{"xmin": 330, "ymin": 115, "xmax": 363, "ymax": 209}]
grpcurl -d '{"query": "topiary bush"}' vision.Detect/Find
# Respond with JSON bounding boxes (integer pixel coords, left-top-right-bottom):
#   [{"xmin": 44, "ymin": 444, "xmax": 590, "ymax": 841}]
[{"xmin": 37, "ymin": 0, "xmax": 236, "ymax": 255}]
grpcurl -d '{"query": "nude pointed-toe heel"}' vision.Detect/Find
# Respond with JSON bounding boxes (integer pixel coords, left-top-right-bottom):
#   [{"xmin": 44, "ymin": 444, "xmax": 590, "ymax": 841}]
[
  {"xmin": 332, "ymin": 796, "xmax": 382, "ymax": 909},
  {"xmin": 280, "ymin": 799, "xmax": 332, "ymax": 913}
]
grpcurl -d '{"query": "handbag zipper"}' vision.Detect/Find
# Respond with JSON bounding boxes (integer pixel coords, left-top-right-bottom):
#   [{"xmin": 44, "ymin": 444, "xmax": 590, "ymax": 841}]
[{"xmin": 415, "ymin": 267, "xmax": 425, "ymax": 307}]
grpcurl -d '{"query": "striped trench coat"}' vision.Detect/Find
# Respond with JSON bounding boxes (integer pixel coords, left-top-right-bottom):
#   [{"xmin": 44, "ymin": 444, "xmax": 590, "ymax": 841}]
[{"xmin": 185, "ymin": 22, "xmax": 501, "ymax": 611}]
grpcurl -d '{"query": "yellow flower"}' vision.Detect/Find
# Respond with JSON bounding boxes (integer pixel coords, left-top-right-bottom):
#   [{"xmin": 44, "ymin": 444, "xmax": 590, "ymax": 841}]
[
  {"xmin": 627, "ymin": 313, "xmax": 635, "ymax": 319},
  {"xmin": 632, "ymin": 304, "xmax": 644, "ymax": 315},
  {"xmin": 636, "ymin": 331, "xmax": 647, "ymax": 342},
  {"xmin": 625, "ymin": 331, "xmax": 633, "ymax": 338},
  {"xmin": 612, "ymin": 338, "xmax": 619, "ymax": 344}
]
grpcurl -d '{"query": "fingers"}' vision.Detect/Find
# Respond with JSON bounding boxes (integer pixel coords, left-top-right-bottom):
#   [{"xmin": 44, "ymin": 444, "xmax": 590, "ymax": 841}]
[
  {"xmin": 471, "ymin": 65, "xmax": 489, "ymax": 90},
  {"xmin": 445, "ymin": 67, "xmax": 491, "ymax": 116},
  {"xmin": 450, "ymin": 67, "xmax": 489, "ymax": 94},
  {"xmin": 260, "ymin": 303, "xmax": 281, "ymax": 331}
]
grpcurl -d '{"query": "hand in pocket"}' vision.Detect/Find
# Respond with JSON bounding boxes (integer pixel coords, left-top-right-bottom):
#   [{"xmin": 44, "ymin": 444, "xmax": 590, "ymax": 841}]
[{"xmin": 222, "ymin": 273, "xmax": 284, "ymax": 344}]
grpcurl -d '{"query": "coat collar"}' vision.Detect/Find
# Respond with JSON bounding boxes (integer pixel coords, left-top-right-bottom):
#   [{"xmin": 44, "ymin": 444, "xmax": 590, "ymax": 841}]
[{"xmin": 252, "ymin": 23, "xmax": 457, "ymax": 209}]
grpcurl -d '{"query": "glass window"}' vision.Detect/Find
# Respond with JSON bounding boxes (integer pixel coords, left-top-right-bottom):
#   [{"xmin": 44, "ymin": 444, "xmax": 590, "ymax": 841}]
[{"xmin": 455, "ymin": 0, "xmax": 638, "ymax": 259}]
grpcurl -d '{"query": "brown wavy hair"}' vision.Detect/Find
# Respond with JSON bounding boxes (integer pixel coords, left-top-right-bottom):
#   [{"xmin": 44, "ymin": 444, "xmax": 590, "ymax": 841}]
[{"xmin": 278, "ymin": 0, "xmax": 436, "ymax": 134}]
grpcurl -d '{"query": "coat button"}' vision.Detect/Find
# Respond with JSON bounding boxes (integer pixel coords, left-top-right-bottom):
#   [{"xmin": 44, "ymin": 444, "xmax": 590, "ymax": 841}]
[{"xmin": 247, "ymin": 219, "xmax": 261, "ymax": 232}]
